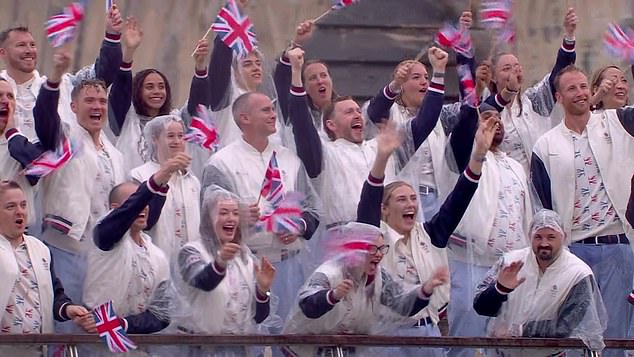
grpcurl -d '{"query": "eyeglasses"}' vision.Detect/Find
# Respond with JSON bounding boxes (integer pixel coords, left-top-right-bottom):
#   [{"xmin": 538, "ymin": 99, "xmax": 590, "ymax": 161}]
[{"xmin": 367, "ymin": 244, "xmax": 389, "ymax": 255}]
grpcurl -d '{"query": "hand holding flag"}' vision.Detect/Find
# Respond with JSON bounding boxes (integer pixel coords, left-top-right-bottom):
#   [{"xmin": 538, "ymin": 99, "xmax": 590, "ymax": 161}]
[
  {"xmin": 92, "ymin": 301, "xmax": 137, "ymax": 353},
  {"xmin": 256, "ymin": 192, "xmax": 305, "ymax": 235},
  {"xmin": 23, "ymin": 137, "xmax": 78, "ymax": 178},
  {"xmin": 209, "ymin": 0, "xmax": 257, "ymax": 59},
  {"xmin": 184, "ymin": 105, "xmax": 220, "ymax": 151}
]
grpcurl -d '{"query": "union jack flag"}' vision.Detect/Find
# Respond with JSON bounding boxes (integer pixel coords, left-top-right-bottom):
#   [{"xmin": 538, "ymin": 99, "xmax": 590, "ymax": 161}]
[
  {"xmin": 435, "ymin": 23, "xmax": 473, "ymax": 58},
  {"xmin": 92, "ymin": 301, "xmax": 137, "ymax": 353},
  {"xmin": 456, "ymin": 63, "xmax": 478, "ymax": 107},
  {"xmin": 331, "ymin": 0, "xmax": 360, "ymax": 10},
  {"xmin": 480, "ymin": 0, "xmax": 512, "ymax": 30},
  {"xmin": 211, "ymin": 0, "xmax": 257, "ymax": 59},
  {"xmin": 256, "ymin": 193, "xmax": 304, "ymax": 234},
  {"xmin": 45, "ymin": 2, "xmax": 84, "ymax": 48},
  {"xmin": 603, "ymin": 23, "xmax": 634, "ymax": 63},
  {"xmin": 184, "ymin": 105, "xmax": 219, "ymax": 151},
  {"xmin": 23, "ymin": 137, "xmax": 76, "ymax": 177},
  {"xmin": 259, "ymin": 151, "xmax": 284, "ymax": 208}
]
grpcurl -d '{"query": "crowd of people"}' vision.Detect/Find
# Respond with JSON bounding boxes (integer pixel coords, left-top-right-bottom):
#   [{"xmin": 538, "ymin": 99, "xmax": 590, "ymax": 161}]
[{"xmin": 0, "ymin": 2, "xmax": 632, "ymax": 357}]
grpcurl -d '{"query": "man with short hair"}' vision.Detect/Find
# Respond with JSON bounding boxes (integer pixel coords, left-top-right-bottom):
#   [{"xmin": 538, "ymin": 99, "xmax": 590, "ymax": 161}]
[
  {"xmin": 0, "ymin": 6, "xmax": 123, "ymax": 141},
  {"xmin": 201, "ymin": 91, "xmax": 320, "ymax": 326},
  {"xmin": 532, "ymin": 64, "xmax": 634, "ymax": 356},
  {"xmin": 7, "ymin": 48, "xmax": 126, "ymax": 328},
  {"xmin": 474, "ymin": 209, "xmax": 606, "ymax": 357},
  {"xmin": 0, "ymin": 180, "xmax": 95, "ymax": 356}
]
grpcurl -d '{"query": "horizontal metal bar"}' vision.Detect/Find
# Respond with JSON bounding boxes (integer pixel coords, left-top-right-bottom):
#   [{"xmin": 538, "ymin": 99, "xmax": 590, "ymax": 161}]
[{"xmin": 0, "ymin": 335, "xmax": 632, "ymax": 349}]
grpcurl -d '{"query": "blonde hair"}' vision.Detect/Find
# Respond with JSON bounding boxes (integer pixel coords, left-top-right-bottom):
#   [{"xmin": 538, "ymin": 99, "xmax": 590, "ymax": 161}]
[
  {"xmin": 393, "ymin": 60, "xmax": 424, "ymax": 108},
  {"xmin": 381, "ymin": 181, "xmax": 414, "ymax": 221}
]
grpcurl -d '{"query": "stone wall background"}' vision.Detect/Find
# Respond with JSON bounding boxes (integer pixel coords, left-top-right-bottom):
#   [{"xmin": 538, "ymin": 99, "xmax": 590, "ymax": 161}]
[{"xmin": 1, "ymin": 0, "xmax": 632, "ymax": 104}]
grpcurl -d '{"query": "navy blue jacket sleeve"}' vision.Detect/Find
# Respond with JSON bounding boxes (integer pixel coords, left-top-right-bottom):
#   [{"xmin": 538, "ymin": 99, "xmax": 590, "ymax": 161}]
[
  {"xmin": 5, "ymin": 129, "xmax": 45, "ymax": 186},
  {"xmin": 616, "ymin": 106, "xmax": 634, "ymax": 136},
  {"xmin": 178, "ymin": 245, "xmax": 226, "ymax": 291},
  {"xmin": 356, "ymin": 175, "xmax": 384, "ymax": 227},
  {"xmin": 124, "ymin": 310, "xmax": 169, "ymax": 334},
  {"xmin": 50, "ymin": 254, "xmax": 73, "ymax": 322},
  {"xmin": 366, "ymin": 85, "xmax": 398, "ymax": 124},
  {"xmin": 546, "ymin": 39, "xmax": 576, "ymax": 100},
  {"xmin": 380, "ymin": 269, "xmax": 430, "ymax": 316},
  {"xmin": 94, "ymin": 33, "xmax": 123, "ymax": 87},
  {"xmin": 530, "ymin": 153, "xmax": 553, "ymax": 210},
  {"xmin": 92, "ymin": 177, "xmax": 168, "ymax": 251},
  {"xmin": 449, "ymin": 105, "xmax": 479, "ymax": 172},
  {"xmin": 625, "ymin": 176, "xmax": 634, "ymax": 226},
  {"xmin": 288, "ymin": 87, "xmax": 323, "ymax": 178},
  {"xmin": 424, "ymin": 170, "xmax": 480, "ymax": 248},
  {"xmin": 208, "ymin": 35, "xmax": 234, "ymax": 111},
  {"xmin": 254, "ymin": 288, "xmax": 271, "ymax": 323},
  {"xmin": 473, "ymin": 282, "xmax": 508, "ymax": 317},
  {"xmin": 273, "ymin": 55, "xmax": 292, "ymax": 123},
  {"xmin": 108, "ymin": 65, "xmax": 132, "ymax": 136},
  {"xmin": 410, "ymin": 82, "xmax": 445, "ymax": 150},
  {"xmin": 186, "ymin": 72, "xmax": 212, "ymax": 118},
  {"xmin": 33, "ymin": 83, "xmax": 64, "ymax": 152},
  {"xmin": 299, "ymin": 290, "xmax": 335, "ymax": 319}
]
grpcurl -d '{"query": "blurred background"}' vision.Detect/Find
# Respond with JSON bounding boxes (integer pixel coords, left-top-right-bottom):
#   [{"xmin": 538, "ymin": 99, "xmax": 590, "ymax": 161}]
[{"xmin": 1, "ymin": 0, "xmax": 633, "ymax": 104}]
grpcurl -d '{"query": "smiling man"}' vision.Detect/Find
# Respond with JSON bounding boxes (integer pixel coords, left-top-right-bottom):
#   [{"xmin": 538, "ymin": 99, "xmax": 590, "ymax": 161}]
[
  {"xmin": 473, "ymin": 209, "xmax": 606, "ymax": 357},
  {"xmin": 531, "ymin": 64, "xmax": 634, "ymax": 356},
  {"xmin": 6, "ymin": 48, "xmax": 126, "ymax": 330},
  {"xmin": 0, "ymin": 6, "xmax": 123, "ymax": 141},
  {"xmin": 0, "ymin": 180, "xmax": 95, "ymax": 356},
  {"xmin": 201, "ymin": 91, "xmax": 320, "ymax": 329}
]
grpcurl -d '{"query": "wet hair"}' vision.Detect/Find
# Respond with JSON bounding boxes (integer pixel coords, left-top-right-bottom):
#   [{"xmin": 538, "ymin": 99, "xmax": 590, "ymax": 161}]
[
  {"xmin": 132, "ymin": 69, "xmax": 172, "ymax": 117},
  {"xmin": 0, "ymin": 26, "xmax": 30, "ymax": 47},
  {"xmin": 322, "ymin": 96, "xmax": 354, "ymax": 141},
  {"xmin": 491, "ymin": 52, "xmax": 524, "ymax": 117},
  {"xmin": 553, "ymin": 64, "xmax": 586, "ymax": 93},
  {"xmin": 301, "ymin": 60, "xmax": 337, "ymax": 111},
  {"xmin": 71, "ymin": 79, "xmax": 107, "ymax": 100},
  {"xmin": 590, "ymin": 65, "xmax": 626, "ymax": 110},
  {"xmin": 392, "ymin": 60, "xmax": 425, "ymax": 108},
  {"xmin": 0, "ymin": 180, "xmax": 23, "ymax": 198}
]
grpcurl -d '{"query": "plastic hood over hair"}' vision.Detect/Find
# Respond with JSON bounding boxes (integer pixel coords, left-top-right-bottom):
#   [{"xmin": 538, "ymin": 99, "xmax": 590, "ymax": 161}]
[
  {"xmin": 529, "ymin": 208, "xmax": 564, "ymax": 237},
  {"xmin": 142, "ymin": 114, "xmax": 185, "ymax": 162}
]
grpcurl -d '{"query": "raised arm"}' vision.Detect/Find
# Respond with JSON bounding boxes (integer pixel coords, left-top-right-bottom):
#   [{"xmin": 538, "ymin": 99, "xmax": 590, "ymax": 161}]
[
  {"xmin": 410, "ymin": 47, "xmax": 448, "ymax": 150},
  {"xmin": 356, "ymin": 122, "xmax": 401, "ymax": 226},
  {"xmin": 380, "ymin": 267, "xmax": 448, "ymax": 316},
  {"xmin": 366, "ymin": 63, "xmax": 412, "ymax": 124},
  {"xmin": 299, "ymin": 272, "xmax": 340, "ymax": 319},
  {"xmin": 296, "ymin": 163, "xmax": 320, "ymax": 239},
  {"xmin": 616, "ymin": 106, "xmax": 634, "ymax": 136},
  {"xmin": 92, "ymin": 176, "xmax": 168, "ymax": 251},
  {"xmin": 473, "ymin": 259, "xmax": 507, "ymax": 317},
  {"xmin": 178, "ymin": 244, "xmax": 226, "ymax": 291},
  {"xmin": 108, "ymin": 17, "xmax": 142, "ymax": 136},
  {"xmin": 34, "ymin": 48, "xmax": 71, "ymax": 151},
  {"xmin": 424, "ymin": 112, "xmax": 498, "ymax": 247},
  {"xmin": 93, "ymin": 5, "xmax": 123, "ymax": 87},
  {"xmin": 288, "ymin": 47, "xmax": 323, "ymax": 178},
  {"xmin": 274, "ymin": 20, "xmax": 315, "ymax": 123},
  {"xmin": 207, "ymin": 35, "xmax": 234, "ymax": 111},
  {"xmin": 186, "ymin": 38, "xmax": 212, "ymax": 119},
  {"xmin": 528, "ymin": 8, "xmax": 577, "ymax": 116}
]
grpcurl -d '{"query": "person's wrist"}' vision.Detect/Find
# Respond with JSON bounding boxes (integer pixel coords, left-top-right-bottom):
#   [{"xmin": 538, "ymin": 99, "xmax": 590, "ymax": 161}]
[
  {"xmin": 432, "ymin": 71, "xmax": 445, "ymax": 78},
  {"xmin": 471, "ymin": 151, "xmax": 487, "ymax": 163}
]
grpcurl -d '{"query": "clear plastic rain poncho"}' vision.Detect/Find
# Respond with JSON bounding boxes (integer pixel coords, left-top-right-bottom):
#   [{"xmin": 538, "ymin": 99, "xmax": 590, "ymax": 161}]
[
  {"xmin": 474, "ymin": 210, "xmax": 608, "ymax": 356},
  {"xmin": 182, "ymin": 45, "xmax": 292, "ymax": 178},
  {"xmin": 283, "ymin": 222, "xmax": 430, "ymax": 356},
  {"xmin": 128, "ymin": 114, "xmax": 201, "ymax": 261},
  {"xmin": 163, "ymin": 185, "xmax": 279, "ymax": 357}
]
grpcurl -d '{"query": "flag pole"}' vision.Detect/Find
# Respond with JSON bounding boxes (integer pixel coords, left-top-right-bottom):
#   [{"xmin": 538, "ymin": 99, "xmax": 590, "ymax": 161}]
[
  {"xmin": 313, "ymin": 8, "xmax": 332, "ymax": 23},
  {"xmin": 190, "ymin": 26, "xmax": 213, "ymax": 57},
  {"xmin": 414, "ymin": 47, "xmax": 427, "ymax": 62}
]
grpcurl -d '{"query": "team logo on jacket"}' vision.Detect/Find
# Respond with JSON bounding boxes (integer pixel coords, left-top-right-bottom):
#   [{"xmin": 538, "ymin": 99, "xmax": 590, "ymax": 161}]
[
  {"xmin": 42, "ymin": 258, "xmax": 49, "ymax": 271},
  {"xmin": 550, "ymin": 284, "xmax": 558, "ymax": 297}
]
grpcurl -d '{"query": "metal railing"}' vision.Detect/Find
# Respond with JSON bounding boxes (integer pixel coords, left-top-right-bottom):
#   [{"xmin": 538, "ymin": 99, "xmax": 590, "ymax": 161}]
[{"xmin": 0, "ymin": 334, "xmax": 632, "ymax": 349}]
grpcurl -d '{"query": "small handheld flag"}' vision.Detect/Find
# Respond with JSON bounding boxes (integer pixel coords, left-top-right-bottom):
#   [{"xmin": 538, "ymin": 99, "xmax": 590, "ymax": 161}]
[
  {"xmin": 479, "ymin": 0, "xmax": 512, "ymax": 30},
  {"xmin": 603, "ymin": 23, "xmax": 634, "ymax": 63},
  {"xmin": 435, "ymin": 23, "xmax": 473, "ymax": 58},
  {"xmin": 330, "ymin": 0, "xmax": 360, "ymax": 10},
  {"xmin": 92, "ymin": 301, "xmax": 137, "ymax": 353},
  {"xmin": 211, "ymin": 0, "xmax": 257, "ymax": 59},
  {"xmin": 256, "ymin": 192, "xmax": 304, "ymax": 235},
  {"xmin": 456, "ymin": 63, "xmax": 478, "ymax": 107},
  {"xmin": 23, "ymin": 137, "xmax": 76, "ymax": 177},
  {"xmin": 184, "ymin": 105, "xmax": 220, "ymax": 151},
  {"xmin": 45, "ymin": 2, "xmax": 84, "ymax": 48},
  {"xmin": 258, "ymin": 151, "xmax": 284, "ymax": 208}
]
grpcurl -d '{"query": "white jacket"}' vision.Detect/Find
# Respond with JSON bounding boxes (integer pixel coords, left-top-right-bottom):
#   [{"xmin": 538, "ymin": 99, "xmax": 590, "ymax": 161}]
[
  {"xmin": 1, "ymin": 131, "xmax": 36, "ymax": 225},
  {"xmin": 41, "ymin": 124, "xmax": 124, "ymax": 253},
  {"xmin": 130, "ymin": 161, "xmax": 201, "ymax": 257},
  {"xmin": 532, "ymin": 110, "xmax": 634, "ymax": 248},
  {"xmin": 0, "ymin": 234, "xmax": 55, "ymax": 334}
]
